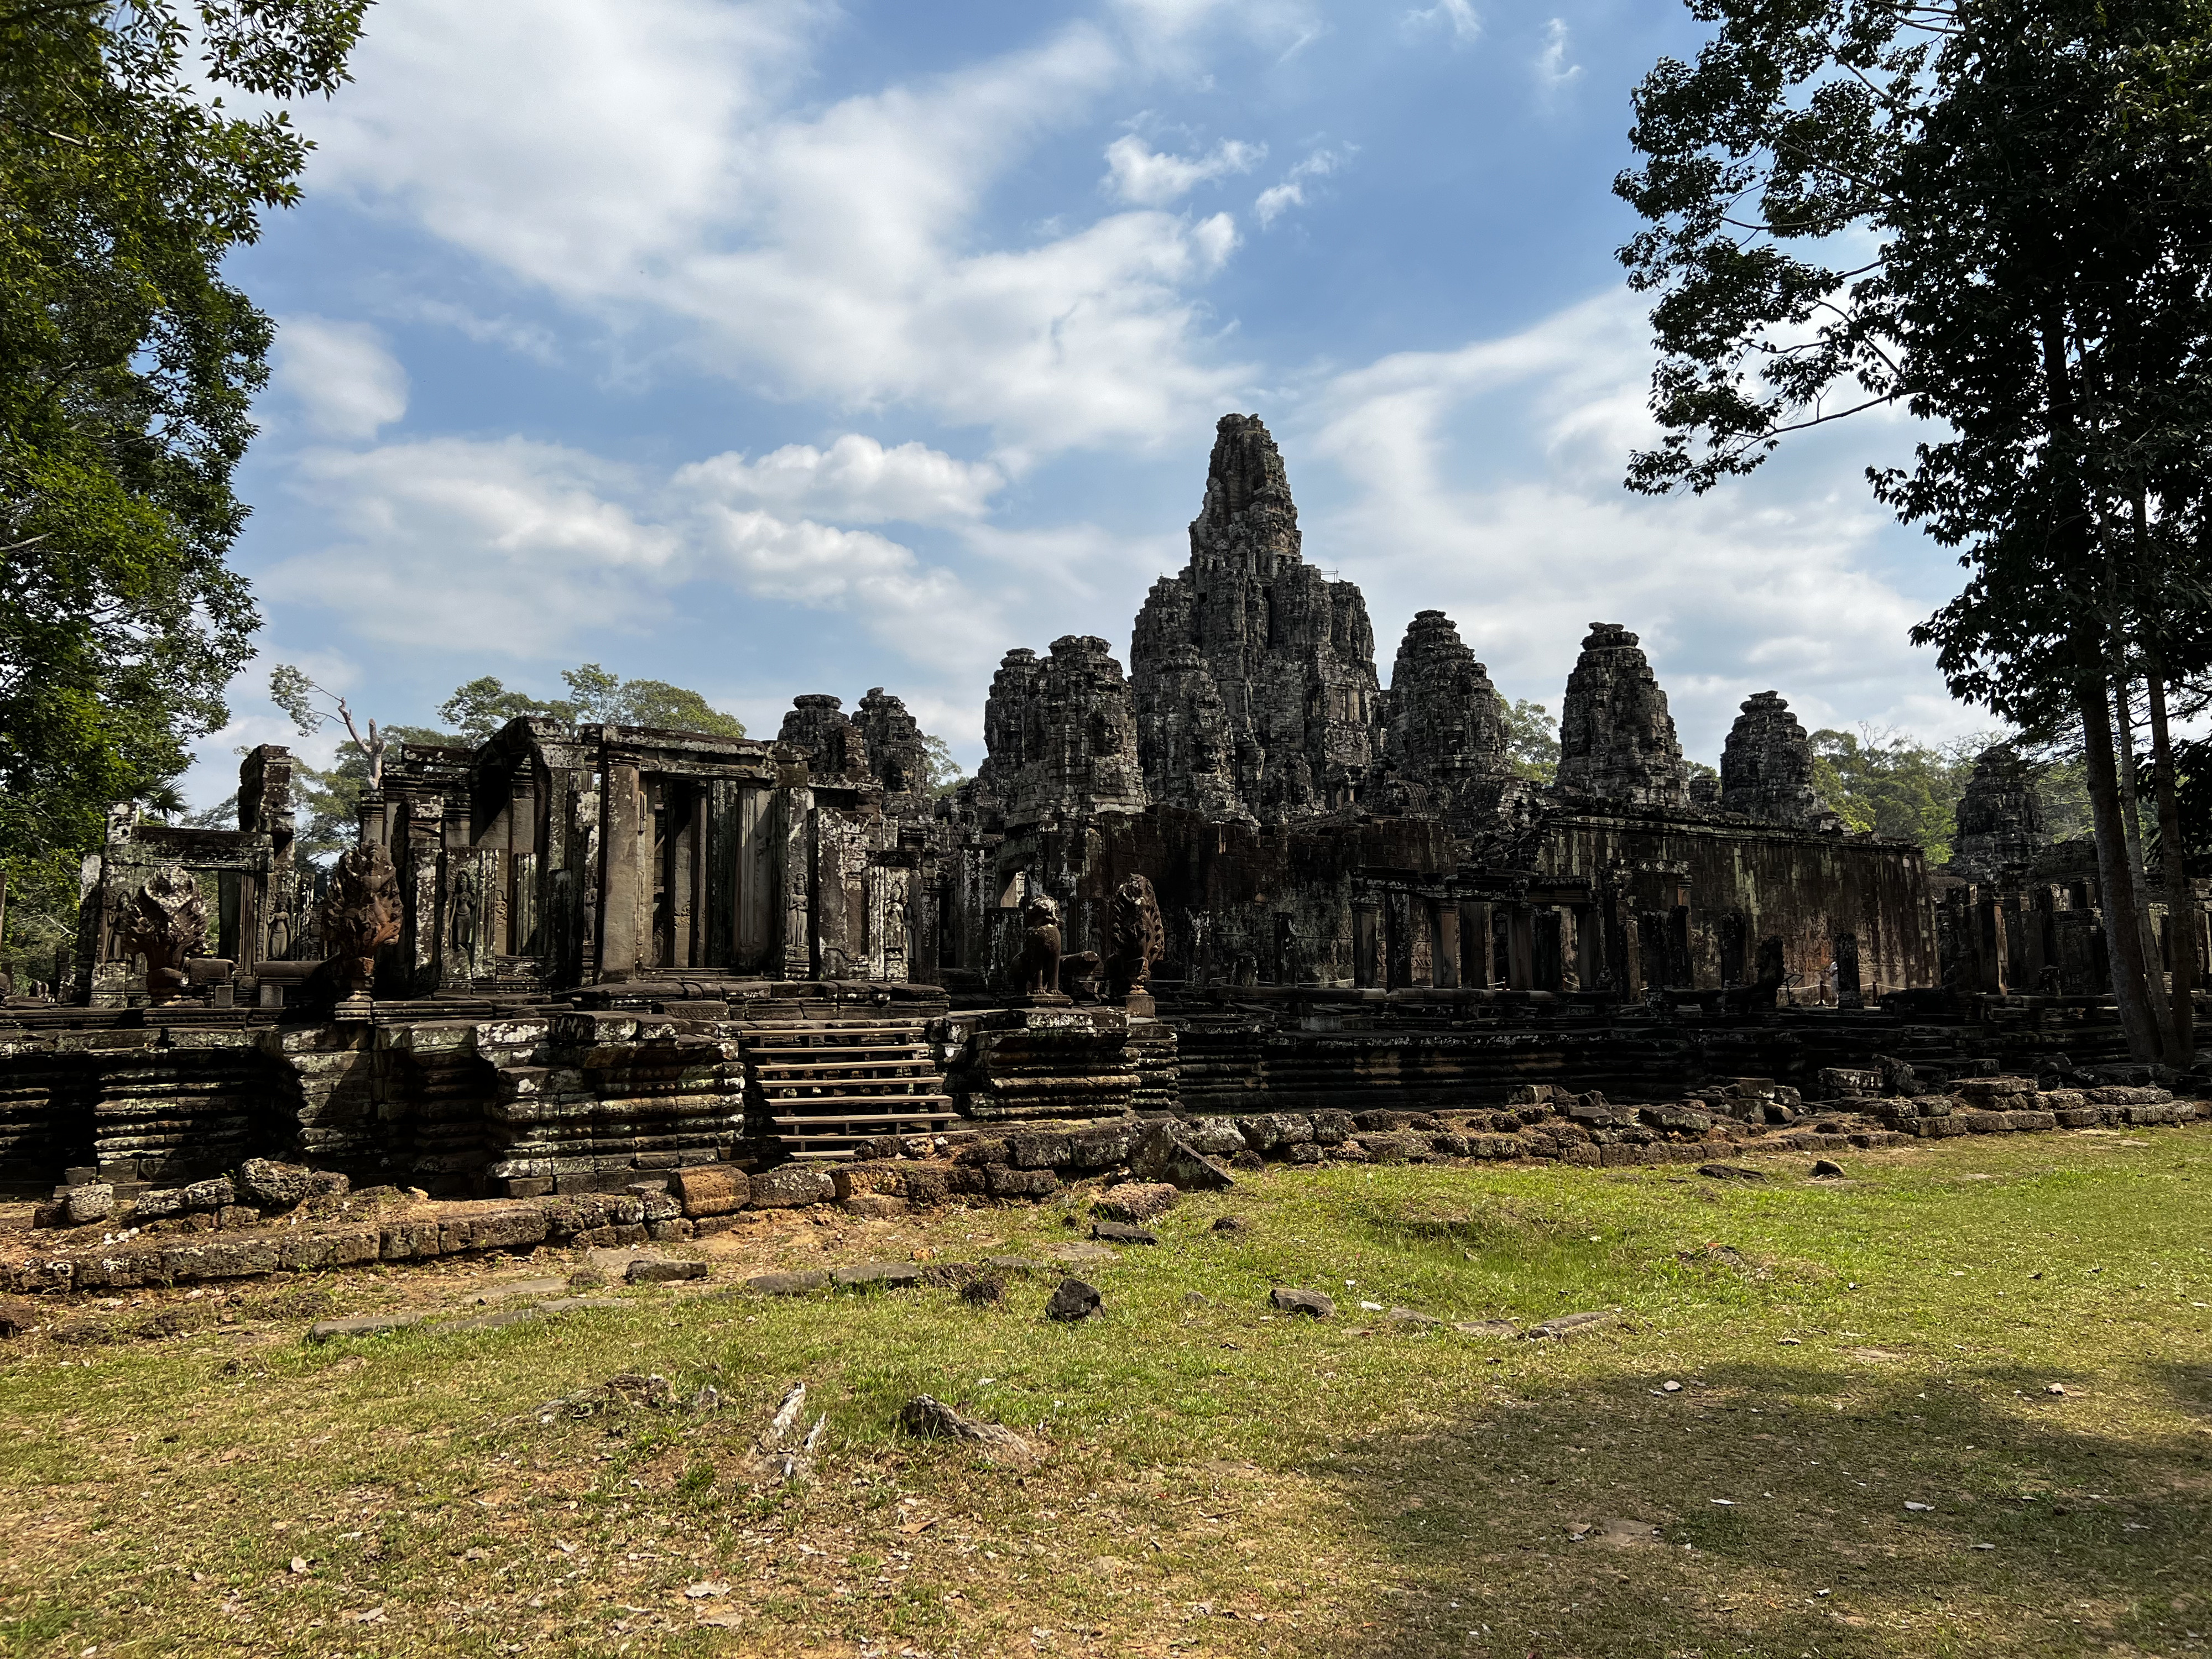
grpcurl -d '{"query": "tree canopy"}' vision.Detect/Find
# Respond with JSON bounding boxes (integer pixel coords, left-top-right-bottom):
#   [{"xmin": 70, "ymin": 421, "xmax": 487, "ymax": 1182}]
[
  {"xmin": 438, "ymin": 663, "xmax": 748, "ymax": 743},
  {"xmin": 1618, "ymin": 0, "xmax": 2212, "ymax": 1060},
  {"xmin": 0, "ymin": 0, "xmax": 368, "ymax": 981}
]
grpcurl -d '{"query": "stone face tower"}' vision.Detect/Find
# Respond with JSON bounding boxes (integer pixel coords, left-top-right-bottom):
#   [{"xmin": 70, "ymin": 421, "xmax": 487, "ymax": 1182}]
[
  {"xmin": 1129, "ymin": 414, "xmax": 1381, "ymax": 824},
  {"xmin": 977, "ymin": 636, "xmax": 1149, "ymax": 828},
  {"xmin": 1554, "ymin": 623, "xmax": 1692, "ymax": 809},
  {"xmin": 1719, "ymin": 691, "xmax": 1840, "ymax": 830},
  {"xmin": 1950, "ymin": 743, "xmax": 2046, "ymax": 880},
  {"xmin": 778, "ymin": 694, "xmax": 869, "ymax": 780},
  {"xmin": 1376, "ymin": 609, "xmax": 1526, "ymax": 835},
  {"xmin": 855, "ymin": 687, "xmax": 930, "ymax": 796}
]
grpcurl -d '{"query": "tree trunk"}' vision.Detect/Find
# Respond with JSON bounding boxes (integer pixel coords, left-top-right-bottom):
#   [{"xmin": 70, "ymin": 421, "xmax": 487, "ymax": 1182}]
[
  {"xmin": 2044, "ymin": 309, "xmax": 2161, "ymax": 1060},
  {"xmin": 2128, "ymin": 486, "xmax": 2195, "ymax": 1064},
  {"xmin": 2078, "ymin": 667, "xmax": 2164, "ymax": 1061},
  {"xmin": 2146, "ymin": 667, "xmax": 2198, "ymax": 1063},
  {"xmin": 2112, "ymin": 670, "xmax": 2174, "ymax": 1039}
]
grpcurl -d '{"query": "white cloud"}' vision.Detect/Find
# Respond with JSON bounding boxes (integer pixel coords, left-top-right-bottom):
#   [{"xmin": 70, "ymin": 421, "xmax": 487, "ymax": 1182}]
[
  {"xmin": 1404, "ymin": 1, "xmax": 1480, "ymax": 45},
  {"xmin": 262, "ymin": 438, "xmax": 679, "ymax": 655},
  {"xmin": 399, "ymin": 298, "xmax": 561, "ymax": 364},
  {"xmin": 1534, "ymin": 18, "xmax": 1582, "ymax": 95},
  {"xmin": 1102, "ymin": 133, "xmax": 1264, "ymax": 206},
  {"xmin": 676, "ymin": 435, "xmax": 1005, "ymax": 526},
  {"xmin": 1255, "ymin": 145, "xmax": 1348, "ymax": 228},
  {"xmin": 302, "ymin": 3, "xmax": 1252, "ymax": 455},
  {"xmin": 269, "ymin": 316, "xmax": 409, "ymax": 439},
  {"xmin": 1303, "ymin": 288, "xmax": 1972, "ymax": 759},
  {"xmin": 258, "ymin": 432, "xmax": 1008, "ymax": 672}
]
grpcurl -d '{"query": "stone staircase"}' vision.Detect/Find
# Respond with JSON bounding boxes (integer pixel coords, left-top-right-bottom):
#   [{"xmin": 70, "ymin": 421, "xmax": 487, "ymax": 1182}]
[{"xmin": 742, "ymin": 1015, "xmax": 955, "ymax": 1160}]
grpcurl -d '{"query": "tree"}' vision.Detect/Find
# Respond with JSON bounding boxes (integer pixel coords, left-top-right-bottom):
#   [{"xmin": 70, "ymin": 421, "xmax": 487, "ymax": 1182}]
[
  {"xmin": 1617, "ymin": 0, "xmax": 2212, "ymax": 1061},
  {"xmin": 437, "ymin": 664, "xmax": 747, "ymax": 742},
  {"xmin": 1810, "ymin": 728, "xmax": 1990, "ymax": 860},
  {"xmin": 1502, "ymin": 698, "xmax": 1561, "ymax": 783},
  {"xmin": 922, "ymin": 733, "xmax": 965, "ymax": 797},
  {"xmin": 0, "ymin": 1, "xmax": 368, "ymax": 989},
  {"xmin": 272, "ymin": 664, "xmax": 394, "ymax": 789}
]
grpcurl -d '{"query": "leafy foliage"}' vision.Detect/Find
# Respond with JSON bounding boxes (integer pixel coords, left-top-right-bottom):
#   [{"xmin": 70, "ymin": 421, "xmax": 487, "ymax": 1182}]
[
  {"xmin": 0, "ymin": 0, "xmax": 368, "ymax": 985},
  {"xmin": 922, "ymin": 734, "xmax": 966, "ymax": 797},
  {"xmin": 1502, "ymin": 698, "xmax": 1561, "ymax": 784},
  {"xmin": 290, "ymin": 726, "xmax": 451, "ymax": 862},
  {"xmin": 1619, "ymin": 0, "xmax": 2212, "ymax": 1059},
  {"xmin": 439, "ymin": 664, "xmax": 747, "ymax": 742},
  {"xmin": 1809, "ymin": 729, "xmax": 1984, "ymax": 860}
]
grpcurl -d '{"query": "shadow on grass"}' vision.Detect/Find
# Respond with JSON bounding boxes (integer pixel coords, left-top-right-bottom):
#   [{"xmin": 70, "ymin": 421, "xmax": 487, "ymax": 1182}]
[{"xmin": 1305, "ymin": 1355, "xmax": 2212, "ymax": 1659}]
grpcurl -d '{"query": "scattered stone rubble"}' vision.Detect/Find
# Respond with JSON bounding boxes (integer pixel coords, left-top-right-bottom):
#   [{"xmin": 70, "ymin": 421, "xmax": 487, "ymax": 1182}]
[{"xmin": 12, "ymin": 1076, "xmax": 2203, "ymax": 1297}]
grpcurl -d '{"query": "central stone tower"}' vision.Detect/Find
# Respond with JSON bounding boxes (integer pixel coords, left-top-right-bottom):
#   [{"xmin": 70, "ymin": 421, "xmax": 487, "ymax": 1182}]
[{"xmin": 1129, "ymin": 414, "xmax": 1381, "ymax": 824}]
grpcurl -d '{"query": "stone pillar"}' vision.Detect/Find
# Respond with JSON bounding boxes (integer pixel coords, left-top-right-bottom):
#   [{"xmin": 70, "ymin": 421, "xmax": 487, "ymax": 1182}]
[
  {"xmin": 1353, "ymin": 899, "xmax": 1381, "ymax": 989},
  {"xmin": 1385, "ymin": 891, "xmax": 1414, "ymax": 989},
  {"xmin": 1974, "ymin": 895, "xmax": 2008, "ymax": 994},
  {"xmin": 1572, "ymin": 904, "xmax": 1600, "ymax": 990},
  {"xmin": 776, "ymin": 785, "xmax": 815, "ymax": 980},
  {"xmin": 1532, "ymin": 909, "xmax": 1563, "ymax": 992},
  {"xmin": 357, "ymin": 788, "xmax": 386, "ymax": 849},
  {"xmin": 1432, "ymin": 901, "xmax": 1459, "ymax": 989},
  {"xmin": 1459, "ymin": 901, "xmax": 1491, "ymax": 988},
  {"xmin": 1506, "ymin": 904, "xmax": 1536, "ymax": 991},
  {"xmin": 405, "ymin": 794, "xmax": 444, "ymax": 995},
  {"xmin": 599, "ymin": 761, "xmax": 645, "ymax": 980},
  {"xmin": 1833, "ymin": 931, "xmax": 1863, "ymax": 1009}
]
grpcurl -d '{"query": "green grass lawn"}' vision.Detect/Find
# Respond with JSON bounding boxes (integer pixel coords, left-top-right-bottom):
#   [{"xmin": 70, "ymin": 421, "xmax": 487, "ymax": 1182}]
[{"xmin": 3, "ymin": 1126, "xmax": 2209, "ymax": 1658}]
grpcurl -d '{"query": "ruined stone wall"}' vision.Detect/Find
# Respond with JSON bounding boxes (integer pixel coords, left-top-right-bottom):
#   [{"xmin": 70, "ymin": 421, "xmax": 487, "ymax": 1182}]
[
  {"xmin": 74, "ymin": 747, "xmax": 299, "ymax": 1006},
  {"xmin": 1950, "ymin": 743, "xmax": 2048, "ymax": 883},
  {"xmin": 1129, "ymin": 415, "xmax": 1381, "ymax": 824},
  {"xmin": 855, "ymin": 687, "xmax": 931, "ymax": 797},
  {"xmin": 1531, "ymin": 810, "xmax": 1937, "ymax": 997},
  {"xmin": 778, "ymin": 695, "xmax": 869, "ymax": 780},
  {"xmin": 997, "ymin": 806, "xmax": 1458, "ymax": 988}
]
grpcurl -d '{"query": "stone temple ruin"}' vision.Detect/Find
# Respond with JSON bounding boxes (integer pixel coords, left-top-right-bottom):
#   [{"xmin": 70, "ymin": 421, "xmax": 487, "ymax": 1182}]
[{"xmin": 7, "ymin": 414, "xmax": 2207, "ymax": 1277}]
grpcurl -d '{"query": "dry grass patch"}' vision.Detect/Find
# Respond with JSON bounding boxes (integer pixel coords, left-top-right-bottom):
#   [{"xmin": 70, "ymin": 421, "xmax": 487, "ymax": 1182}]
[{"xmin": 1, "ymin": 1128, "xmax": 2208, "ymax": 1656}]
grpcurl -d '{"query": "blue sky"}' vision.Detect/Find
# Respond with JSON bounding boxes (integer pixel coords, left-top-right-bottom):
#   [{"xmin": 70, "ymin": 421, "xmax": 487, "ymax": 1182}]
[{"xmin": 189, "ymin": 0, "xmax": 1984, "ymax": 803}]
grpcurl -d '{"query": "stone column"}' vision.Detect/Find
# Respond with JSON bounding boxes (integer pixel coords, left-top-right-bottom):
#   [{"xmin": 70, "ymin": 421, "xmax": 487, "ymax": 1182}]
[
  {"xmin": 1572, "ymin": 904, "xmax": 1600, "ymax": 989},
  {"xmin": 1352, "ymin": 898, "xmax": 1380, "ymax": 989},
  {"xmin": 1833, "ymin": 931, "xmax": 1863, "ymax": 1008},
  {"xmin": 357, "ymin": 788, "xmax": 387, "ymax": 849},
  {"xmin": 1506, "ymin": 903, "xmax": 1536, "ymax": 991},
  {"xmin": 1432, "ymin": 901, "xmax": 1459, "ymax": 989},
  {"xmin": 1385, "ymin": 891, "xmax": 1414, "ymax": 989},
  {"xmin": 776, "ymin": 785, "xmax": 815, "ymax": 980},
  {"xmin": 599, "ymin": 761, "xmax": 645, "ymax": 979},
  {"xmin": 405, "ymin": 793, "xmax": 444, "ymax": 996},
  {"xmin": 1459, "ymin": 901, "xmax": 1491, "ymax": 988},
  {"xmin": 1974, "ymin": 894, "xmax": 2008, "ymax": 994}
]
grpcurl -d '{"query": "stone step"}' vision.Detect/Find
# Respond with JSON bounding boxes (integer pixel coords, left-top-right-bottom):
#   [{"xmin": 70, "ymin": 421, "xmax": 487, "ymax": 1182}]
[
  {"xmin": 759, "ymin": 1092, "xmax": 954, "ymax": 1109},
  {"xmin": 734, "ymin": 1026, "xmax": 925, "ymax": 1040},
  {"xmin": 752, "ymin": 1055, "xmax": 931, "ymax": 1073},
  {"xmin": 770, "ymin": 1112, "xmax": 957, "ymax": 1130}
]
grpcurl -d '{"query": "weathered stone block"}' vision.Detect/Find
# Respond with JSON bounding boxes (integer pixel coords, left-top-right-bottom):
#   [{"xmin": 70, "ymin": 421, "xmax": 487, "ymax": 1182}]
[
  {"xmin": 672, "ymin": 1166, "xmax": 749, "ymax": 1218},
  {"xmin": 1093, "ymin": 1182, "xmax": 1177, "ymax": 1222},
  {"xmin": 747, "ymin": 1165, "xmax": 836, "ymax": 1209},
  {"xmin": 66, "ymin": 1185, "xmax": 116, "ymax": 1225},
  {"xmin": 984, "ymin": 1165, "xmax": 1058, "ymax": 1198}
]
